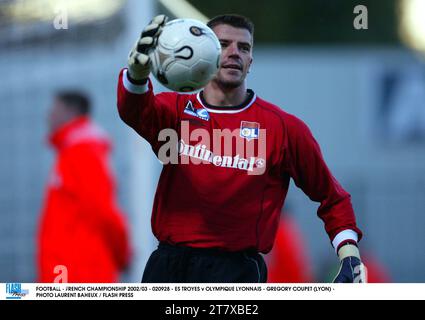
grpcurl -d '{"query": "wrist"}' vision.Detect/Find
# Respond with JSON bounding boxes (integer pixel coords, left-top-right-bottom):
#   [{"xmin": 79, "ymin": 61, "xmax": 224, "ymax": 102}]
[
  {"xmin": 123, "ymin": 69, "xmax": 150, "ymax": 94},
  {"xmin": 337, "ymin": 243, "xmax": 361, "ymax": 261},
  {"xmin": 127, "ymin": 71, "xmax": 148, "ymax": 85},
  {"xmin": 336, "ymin": 239, "xmax": 357, "ymax": 252}
]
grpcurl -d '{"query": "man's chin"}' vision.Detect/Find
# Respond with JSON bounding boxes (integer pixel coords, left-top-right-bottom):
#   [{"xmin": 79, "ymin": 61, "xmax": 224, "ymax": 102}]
[{"xmin": 215, "ymin": 76, "xmax": 244, "ymax": 89}]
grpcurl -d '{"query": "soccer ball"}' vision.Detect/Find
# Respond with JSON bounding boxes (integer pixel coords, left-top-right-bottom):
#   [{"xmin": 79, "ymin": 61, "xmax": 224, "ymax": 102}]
[{"xmin": 149, "ymin": 18, "xmax": 221, "ymax": 92}]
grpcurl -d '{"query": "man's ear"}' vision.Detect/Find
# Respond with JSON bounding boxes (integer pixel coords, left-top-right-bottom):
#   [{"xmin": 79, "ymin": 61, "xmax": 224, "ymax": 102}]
[{"xmin": 248, "ymin": 58, "xmax": 253, "ymax": 73}]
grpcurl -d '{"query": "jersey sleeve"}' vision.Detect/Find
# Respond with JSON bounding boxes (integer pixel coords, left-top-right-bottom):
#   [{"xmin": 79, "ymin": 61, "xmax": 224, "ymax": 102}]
[
  {"xmin": 116, "ymin": 68, "xmax": 179, "ymax": 153},
  {"xmin": 281, "ymin": 113, "xmax": 363, "ymax": 248}
]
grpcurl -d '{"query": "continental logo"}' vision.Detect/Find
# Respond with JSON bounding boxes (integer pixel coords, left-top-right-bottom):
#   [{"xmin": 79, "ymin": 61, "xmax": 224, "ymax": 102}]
[{"xmin": 178, "ymin": 140, "xmax": 265, "ymax": 172}]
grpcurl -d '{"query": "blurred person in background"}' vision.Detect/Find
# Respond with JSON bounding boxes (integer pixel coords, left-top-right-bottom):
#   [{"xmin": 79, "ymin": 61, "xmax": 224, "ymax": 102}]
[
  {"xmin": 38, "ymin": 91, "xmax": 131, "ymax": 282},
  {"xmin": 266, "ymin": 211, "xmax": 313, "ymax": 283}
]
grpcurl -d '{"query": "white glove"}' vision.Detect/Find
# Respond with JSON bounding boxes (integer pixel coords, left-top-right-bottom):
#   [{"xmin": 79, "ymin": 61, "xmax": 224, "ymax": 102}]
[{"xmin": 127, "ymin": 15, "xmax": 168, "ymax": 82}]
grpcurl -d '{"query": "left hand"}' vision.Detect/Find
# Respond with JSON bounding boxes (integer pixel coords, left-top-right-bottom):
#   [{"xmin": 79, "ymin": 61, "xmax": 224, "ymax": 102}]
[{"xmin": 333, "ymin": 243, "xmax": 367, "ymax": 283}]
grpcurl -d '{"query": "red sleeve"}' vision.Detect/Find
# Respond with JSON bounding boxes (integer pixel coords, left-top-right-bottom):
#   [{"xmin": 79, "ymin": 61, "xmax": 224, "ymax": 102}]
[
  {"xmin": 282, "ymin": 113, "xmax": 363, "ymax": 243},
  {"xmin": 116, "ymin": 68, "xmax": 179, "ymax": 153},
  {"xmin": 66, "ymin": 144, "xmax": 131, "ymax": 270}
]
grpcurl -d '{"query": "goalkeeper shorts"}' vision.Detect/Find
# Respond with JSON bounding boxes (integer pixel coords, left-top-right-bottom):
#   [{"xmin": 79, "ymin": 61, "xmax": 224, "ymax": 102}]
[{"xmin": 141, "ymin": 242, "xmax": 268, "ymax": 283}]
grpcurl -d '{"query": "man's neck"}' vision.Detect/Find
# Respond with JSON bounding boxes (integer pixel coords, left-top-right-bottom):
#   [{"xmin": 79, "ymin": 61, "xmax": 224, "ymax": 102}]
[{"xmin": 203, "ymin": 80, "xmax": 247, "ymax": 107}]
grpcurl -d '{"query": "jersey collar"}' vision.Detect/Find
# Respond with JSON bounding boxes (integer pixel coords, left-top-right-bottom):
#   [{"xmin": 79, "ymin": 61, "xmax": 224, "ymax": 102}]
[{"xmin": 196, "ymin": 89, "xmax": 256, "ymax": 114}]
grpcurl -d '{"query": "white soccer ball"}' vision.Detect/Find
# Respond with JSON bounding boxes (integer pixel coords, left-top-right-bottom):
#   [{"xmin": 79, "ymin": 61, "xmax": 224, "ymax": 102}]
[{"xmin": 149, "ymin": 18, "xmax": 221, "ymax": 92}]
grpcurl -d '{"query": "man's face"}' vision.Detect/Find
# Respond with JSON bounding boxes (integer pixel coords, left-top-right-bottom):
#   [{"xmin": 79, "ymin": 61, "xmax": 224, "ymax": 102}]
[
  {"xmin": 212, "ymin": 24, "xmax": 253, "ymax": 89},
  {"xmin": 48, "ymin": 98, "xmax": 76, "ymax": 134}
]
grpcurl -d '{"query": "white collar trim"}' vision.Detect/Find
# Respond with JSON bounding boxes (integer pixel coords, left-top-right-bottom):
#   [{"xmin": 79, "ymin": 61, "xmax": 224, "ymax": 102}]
[{"xmin": 196, "ymin": 91, "xmax": 257, "ymax": 114}]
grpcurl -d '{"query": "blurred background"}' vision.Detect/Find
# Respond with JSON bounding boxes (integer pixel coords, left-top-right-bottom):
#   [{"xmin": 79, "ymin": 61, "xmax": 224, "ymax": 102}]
[{"xmin": 0, "ymin": 0, "xmax": 424, "ymax": 282}]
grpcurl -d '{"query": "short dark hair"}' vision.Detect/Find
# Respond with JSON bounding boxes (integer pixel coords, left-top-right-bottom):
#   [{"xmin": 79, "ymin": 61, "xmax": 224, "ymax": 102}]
[
  {"xmin": 56, "ymin": 90, "xmax": 91, "ymax": 116},
  {"xmin": 207, "ymin": 14, "xmax": 254, "ymax": 37}
]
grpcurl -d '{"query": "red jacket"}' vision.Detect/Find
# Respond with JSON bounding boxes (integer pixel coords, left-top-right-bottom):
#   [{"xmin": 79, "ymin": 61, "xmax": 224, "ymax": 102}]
[
  {"xmin": 38, "ymin": 117, "xmax": 131, "ymax": 282},
  {"xmin": 117, "ymin": 70, "xmax": 362, "ymax": 253},
  {"xmin": 267, "ymin": 216, "xmax": 313, "ymax": 283}
]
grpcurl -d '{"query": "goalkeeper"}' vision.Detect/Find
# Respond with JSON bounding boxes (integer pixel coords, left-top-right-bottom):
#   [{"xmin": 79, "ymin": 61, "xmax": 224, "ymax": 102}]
[{"xmin": 117, "ymin": 14, "xmax": 366, "ymax": 283}]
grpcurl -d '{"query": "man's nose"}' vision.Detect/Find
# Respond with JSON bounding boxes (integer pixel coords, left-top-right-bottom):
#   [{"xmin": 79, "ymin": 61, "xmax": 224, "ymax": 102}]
[{"xmin": 227, "ymin": 43, "xmax": 240, "ymax": 57}]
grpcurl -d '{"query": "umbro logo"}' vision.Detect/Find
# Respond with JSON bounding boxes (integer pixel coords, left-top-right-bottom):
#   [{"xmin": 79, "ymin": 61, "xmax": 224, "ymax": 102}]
[{"xmin": 183, "ymin": 101, "xmax": 210, "ymax": 121}]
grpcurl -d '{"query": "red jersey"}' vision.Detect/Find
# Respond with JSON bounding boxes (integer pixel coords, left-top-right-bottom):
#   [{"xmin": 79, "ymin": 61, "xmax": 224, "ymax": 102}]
[{"xmin": 117, "ymin": 69, "xmax": 362, "ymax": 253}]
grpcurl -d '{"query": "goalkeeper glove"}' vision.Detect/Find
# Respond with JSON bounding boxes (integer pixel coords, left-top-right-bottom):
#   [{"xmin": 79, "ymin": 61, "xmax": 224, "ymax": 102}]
[
  {"xmin": 333, "ymin": 242, "xmax": 367, "ymax": 283},
  {"xmin": 127, "ymin": 15, "xmax": 168, "ymax": 83}
]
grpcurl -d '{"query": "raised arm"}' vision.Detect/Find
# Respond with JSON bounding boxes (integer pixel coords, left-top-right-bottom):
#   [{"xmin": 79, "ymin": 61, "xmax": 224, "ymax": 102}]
[
  {"xmin": 117, "ymin": 71, "xmax": 178, "ymax": 151},
  {"xmin": 116, "ymin": 15, "xmax": 179, "ymax": 152}
]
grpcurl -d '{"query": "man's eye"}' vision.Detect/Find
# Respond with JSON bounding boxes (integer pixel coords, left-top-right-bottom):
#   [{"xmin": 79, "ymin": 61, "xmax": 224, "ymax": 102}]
[{"xmin": 220, "ymin": 42, "xmax": 228, "ymax": 48}]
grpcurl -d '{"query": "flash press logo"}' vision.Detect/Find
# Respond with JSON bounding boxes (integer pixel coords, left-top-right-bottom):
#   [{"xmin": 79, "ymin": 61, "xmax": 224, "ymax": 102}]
[{"xmin": 6, "ymin": 283, "xmax": 29, "ymax": 299}]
